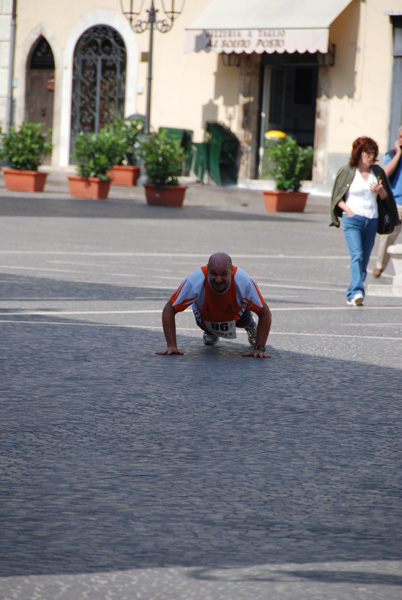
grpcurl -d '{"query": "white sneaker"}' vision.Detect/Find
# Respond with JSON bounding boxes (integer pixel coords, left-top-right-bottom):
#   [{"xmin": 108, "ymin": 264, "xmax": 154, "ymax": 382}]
[
  {"xmin": 347, "ymin": 293, "xmax": 364, "ymax": 306},
  {"xmin": 203, "ymin": 331, "xmax": 219, "ymax": 345}
]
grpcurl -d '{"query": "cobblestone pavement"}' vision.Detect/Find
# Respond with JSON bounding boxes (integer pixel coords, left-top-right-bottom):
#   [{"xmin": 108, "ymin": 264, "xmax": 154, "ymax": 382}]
[{"xmin": 0, "ymin": 175, "xmax": 401, "ymax": 599}]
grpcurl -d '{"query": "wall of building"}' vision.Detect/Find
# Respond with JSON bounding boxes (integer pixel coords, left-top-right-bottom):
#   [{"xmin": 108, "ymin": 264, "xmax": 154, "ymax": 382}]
[
  {"xmin": 322, "ymin": 0, "xmax": 397, "ymax": 186},
  {"xmin": 12, "ymin": 0, "xmax": 236, "ymax": 153},
  {"xmin": 7, "ymin": 0, "xmax": 402, "ymax": 187},
  {"xmin": 0, "ymin": 0, "xmax": 13, "ymax": 129}
]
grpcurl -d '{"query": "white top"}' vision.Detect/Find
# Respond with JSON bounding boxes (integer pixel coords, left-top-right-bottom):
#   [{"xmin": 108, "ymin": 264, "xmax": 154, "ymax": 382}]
[{"xmin": 345, "ymin": 169, "xmax": 378, "ymax": 219}]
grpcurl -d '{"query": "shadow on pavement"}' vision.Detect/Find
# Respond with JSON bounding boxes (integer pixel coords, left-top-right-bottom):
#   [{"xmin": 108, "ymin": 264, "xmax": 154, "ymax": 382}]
[
  {"xmin": 0, "ymin": 195, "xmax": 310, "ymax": 222},
  {"xmin": 283, "ymin": 569, "xmax": 402, "ymax": 585},
  {"xmin": 0, "ymin": 316, "xmax": 401, "ymax": 577},
  {"xmin": 0, "ymin": 273, "xmax": 169, "ymax": 303},
  {"xmin": 0, "ymin": 273, "xmax": 319, "ymax": 308},
  {"xmin": 188, "ymin": 566, "xmax": 402, "ymax": 586}
]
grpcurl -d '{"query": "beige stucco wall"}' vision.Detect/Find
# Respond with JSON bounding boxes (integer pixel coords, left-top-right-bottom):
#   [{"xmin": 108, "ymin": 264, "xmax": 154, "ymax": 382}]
[
  {"xmin": 15, "ymin": 2, "xmax": 139, "ymax": 165},
  {"xmin": 8, "ymin": 0, "xmax": 402, "ymax": 184},
  {"xmin": 328, "ymin": 0, "xmax": 394, "ymax": 148},
  {"xmin": 140, "ymin": 0, "xmax": 240, "ymax": 141},
  {"xmin": 320, "ymin": 0, "xmax": 399, "ymax": 185},
  {"xmin": 12, "ymin": 0, "xmax": 236, "ymax": 160}
]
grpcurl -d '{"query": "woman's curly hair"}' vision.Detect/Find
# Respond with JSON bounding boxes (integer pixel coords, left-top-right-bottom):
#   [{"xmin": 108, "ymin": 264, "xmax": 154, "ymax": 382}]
[{"xmin": 349, "ymin": 136, "xmax": 379, "ymax": 167}]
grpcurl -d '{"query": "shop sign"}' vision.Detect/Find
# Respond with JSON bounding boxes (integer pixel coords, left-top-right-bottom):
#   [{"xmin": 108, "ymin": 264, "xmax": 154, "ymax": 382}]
[
  {"xmin": 208, "ymin": 29, "xmax": 286, "ymax": 53},
  {"xmin": 187, "ymin": 27, "xmax": 328, "ymax": 54}
]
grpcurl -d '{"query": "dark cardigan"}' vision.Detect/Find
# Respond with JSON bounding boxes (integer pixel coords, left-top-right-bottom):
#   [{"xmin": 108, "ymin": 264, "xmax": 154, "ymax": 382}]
[{"xmin": 330, "ymin": 163, "xmax": 400, "ymax": 230}]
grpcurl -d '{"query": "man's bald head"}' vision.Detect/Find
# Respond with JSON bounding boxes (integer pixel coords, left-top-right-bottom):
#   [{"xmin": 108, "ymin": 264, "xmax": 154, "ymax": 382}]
[
  {"xmin": 207, "ymin": 252, "xmax": 232, "ymax": 271},
  {"xmin": 207, "ymin": 252, "xmax": 233, "ymax": 293}
]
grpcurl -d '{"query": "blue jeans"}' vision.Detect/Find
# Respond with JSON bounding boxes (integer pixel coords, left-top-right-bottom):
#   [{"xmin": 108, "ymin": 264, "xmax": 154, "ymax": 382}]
[{"xmin": 342, "ymin": 214, "xmax": 378, "ymax": 300}]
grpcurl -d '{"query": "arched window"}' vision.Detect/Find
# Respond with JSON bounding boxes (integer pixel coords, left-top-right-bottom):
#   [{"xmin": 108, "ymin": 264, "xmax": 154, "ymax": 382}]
[
  {"xmin": 26, "ymin": 36, "xmax": 55, "ymax": 127},
  {"xmin": 70, "ymin": 25, "xmax": 126, "ymax": 150},
  {"xmin": 29, "ymin": 36, "xmax": 55, "ymax": 70}
]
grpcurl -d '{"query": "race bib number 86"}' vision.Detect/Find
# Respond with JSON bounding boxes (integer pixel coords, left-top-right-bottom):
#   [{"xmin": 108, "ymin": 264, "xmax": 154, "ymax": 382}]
[{"xmin": 204, "ymin": 320, "xmax": 237, "ymax": 339}]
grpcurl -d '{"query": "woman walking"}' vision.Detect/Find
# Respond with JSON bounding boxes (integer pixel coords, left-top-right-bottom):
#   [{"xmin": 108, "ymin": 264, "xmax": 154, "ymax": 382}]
[{"xmin": 330, "ymin": 136, "xmax": 398, "ymax": 306}]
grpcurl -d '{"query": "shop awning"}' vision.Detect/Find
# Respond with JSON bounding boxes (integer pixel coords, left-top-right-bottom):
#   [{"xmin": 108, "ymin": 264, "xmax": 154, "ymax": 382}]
[{"xmin": 185, "ymin": 0, "xmax": 353, "ymax": 54}]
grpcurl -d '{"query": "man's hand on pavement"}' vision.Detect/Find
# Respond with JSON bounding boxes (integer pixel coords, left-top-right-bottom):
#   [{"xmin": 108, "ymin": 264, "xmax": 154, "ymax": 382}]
[
  {"xmin": 155, "ymin": 346, "xmax": 184, "ymax": 355},
  {"xmin": 242, "ymin": 349, "xmax": 271, "ymax": 359}
]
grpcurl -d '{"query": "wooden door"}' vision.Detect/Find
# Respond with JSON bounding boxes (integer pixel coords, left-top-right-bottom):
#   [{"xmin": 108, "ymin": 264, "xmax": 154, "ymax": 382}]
[
  {"xmin": 26, "ymin": 37, "xmax": 55, "ymax": 165},
  {"xmin": 26, "ymin": 69, "xmax": 54, "ymax": 130}
]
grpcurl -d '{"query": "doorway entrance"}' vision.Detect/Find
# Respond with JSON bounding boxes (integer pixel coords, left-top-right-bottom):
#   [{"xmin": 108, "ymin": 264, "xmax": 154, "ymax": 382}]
[
  {"xmin": 70, "ymin": 25, "xmax": 127, "ymax": 154},
  {"xmin": 26, "ymin": 36, "xmax": 55, "ymax": 165},
  {"xmin": 259, "ymin": 57, "xmax": 318, "ymax": 177}
]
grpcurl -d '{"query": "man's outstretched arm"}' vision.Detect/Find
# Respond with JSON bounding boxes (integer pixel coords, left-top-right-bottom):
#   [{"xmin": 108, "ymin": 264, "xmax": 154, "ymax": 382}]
[
  {"xmin": 242, "ymin": 302, "xmax": 272, "ymax": 358},
  {"xmin": 155, "ymin": 300, "xmax": 184, "ymax": 355}
]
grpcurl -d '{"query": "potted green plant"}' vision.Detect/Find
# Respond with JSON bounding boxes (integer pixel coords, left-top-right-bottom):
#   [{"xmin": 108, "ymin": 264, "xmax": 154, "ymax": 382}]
[
  {"xmin": 0, "ymin": 121, "xmax": 53, "ymax": 192},
  {"xmin": 68, "ymin": 127, "xmax": 121, "ymax": 199},
  {"xmin": 140, "ymin": 130, "xmax": 187, "ymax": 206},
  {"xmin": 262, "ymin": 134, "xmax": 314, "ymax": 212},
  {"xmin": 106, "ymin": 116, "xmax": 144, "ymax": 186}
]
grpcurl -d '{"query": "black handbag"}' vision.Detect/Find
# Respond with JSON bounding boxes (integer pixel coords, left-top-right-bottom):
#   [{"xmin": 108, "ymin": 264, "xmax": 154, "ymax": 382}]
[
  {"xmin": 377, "ymin": 199, "xmax": 396, "ymax": 235},
  {"xmin": 374, "ymin": 166, "xmax": 400, "ymax": 234}
]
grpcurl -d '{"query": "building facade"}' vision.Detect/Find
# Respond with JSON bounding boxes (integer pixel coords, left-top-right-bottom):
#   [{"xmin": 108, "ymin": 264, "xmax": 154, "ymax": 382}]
[
  {"xmin": 2, "ymin": 0, "xmax": 402, "ymax": 188},
  {"xmin": 0, "ymin": 0, "xmax": 14, "ymax": 127}
]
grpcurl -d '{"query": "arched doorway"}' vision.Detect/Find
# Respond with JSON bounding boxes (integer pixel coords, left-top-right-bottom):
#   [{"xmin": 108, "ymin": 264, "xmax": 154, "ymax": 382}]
[
  {"xmin": 70, "ymin": 25, "xmax": 126, "ymax": 152},
  {"xmin": 26, "ymin": 36, "xmax": 55, "ymax": 164}
]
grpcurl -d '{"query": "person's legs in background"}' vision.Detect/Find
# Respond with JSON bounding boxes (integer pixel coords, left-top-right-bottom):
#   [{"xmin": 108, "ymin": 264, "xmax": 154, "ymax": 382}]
[{"xmin": 373, "ymin": 205, "xmax": 402, "ymax": 277}]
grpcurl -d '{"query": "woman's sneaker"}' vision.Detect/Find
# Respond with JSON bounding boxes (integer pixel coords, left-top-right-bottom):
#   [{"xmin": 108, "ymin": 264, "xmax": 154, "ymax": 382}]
[
  {"xmin": 245, "ymin": 319, "xmax": 257, "ymax": 345},
  {"xmin": 347, "ymin": 293, "xmax": 364, "ymax": 306},
  {"xmin": 203, "ymin": 331, "xmax": 219, "ymax": 345}
]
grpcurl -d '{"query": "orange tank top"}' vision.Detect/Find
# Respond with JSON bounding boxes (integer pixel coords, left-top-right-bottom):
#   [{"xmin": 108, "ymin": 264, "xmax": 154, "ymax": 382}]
[{"xmin": 199, "ymin": 265, "xmax": 243, "ymax": 324}]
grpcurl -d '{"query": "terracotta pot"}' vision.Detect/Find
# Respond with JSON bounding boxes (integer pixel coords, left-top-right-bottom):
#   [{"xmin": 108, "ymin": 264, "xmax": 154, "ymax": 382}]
[
  {"xmin": 3, "ymin": 168, "xmax": 48, "ymax": 192},
  {"xmin": 144, "ymin": 183, "xmax": 187, "ymax": 207},
  {"xmin": 263, "ymin": 190, "xmax": 308, "ymax": 212},
  {"xmin": 107, "ymin": 165, "xmax": 140, "ymax": 186},
  {"xmin": 67, "ymin": 175, "xmax": 111, "ymax": 200}
]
